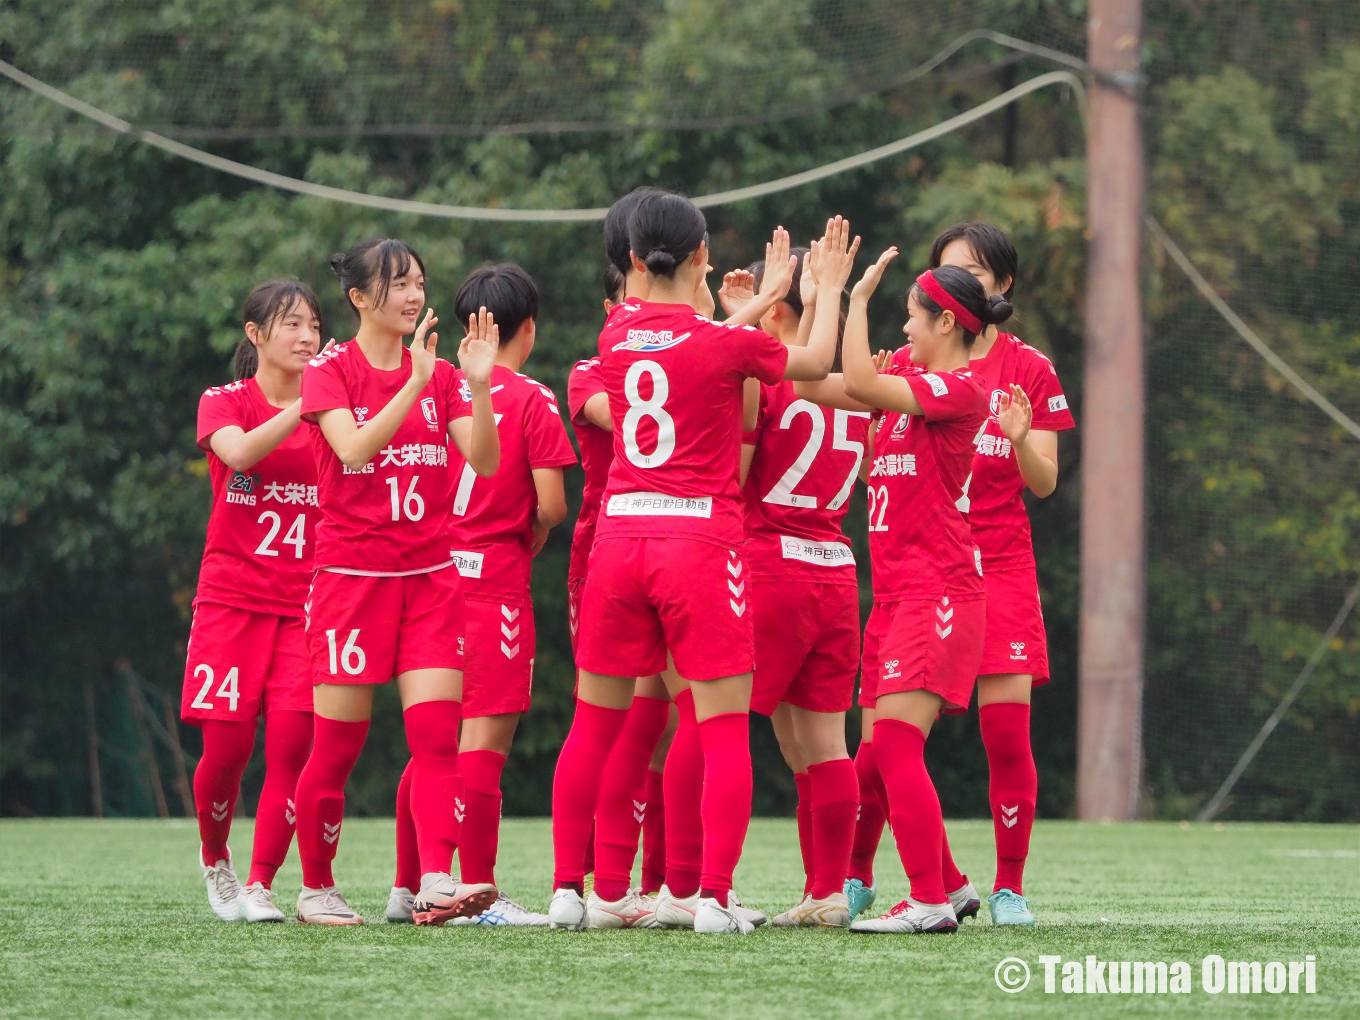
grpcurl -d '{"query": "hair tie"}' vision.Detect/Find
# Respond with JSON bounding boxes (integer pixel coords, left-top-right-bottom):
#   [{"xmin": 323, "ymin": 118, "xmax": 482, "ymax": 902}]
[{"xmin": 916, "ymin": 270, "xmax": 982, "ymax": 335}]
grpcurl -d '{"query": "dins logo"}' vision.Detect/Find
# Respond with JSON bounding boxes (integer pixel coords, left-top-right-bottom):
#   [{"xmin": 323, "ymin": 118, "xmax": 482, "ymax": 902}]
[
  {"xmin": 613, "ymin": 329, "xmax": 690, "ymax": 353},
  {"xmin": 228, "ymin": 471, "xmax": 261, "ymax": 494}
]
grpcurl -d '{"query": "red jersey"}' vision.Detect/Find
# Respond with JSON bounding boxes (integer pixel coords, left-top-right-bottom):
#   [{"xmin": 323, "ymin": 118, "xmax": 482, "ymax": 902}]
[
  {"xmin": 742, "ymin": 380, "xmax": 870, "ymax": 585},
  {"xmin": 448, "ymin": 364, "xmax": 577, "ymax": 598},
  {"xmin": 867, "ymin": 363, "xmax": 988, "ymax": 600},
  {"xmin": 301, "ymin": 341, "xmax": 470, "ymax": 575},
  {"xmin": 194, "ymin": 378, "xmax": 318, "ymax": 617},
  {"xmin": 594, "ymin": 301, "xmax": 789, "ymax": 549},
  {"xmin": 962, "ymin": 333, "xmax": 1076, "ymax": 569},
  {"xmin": 566, "ymin": 357, "xmax": 613, "ymax": 586}
]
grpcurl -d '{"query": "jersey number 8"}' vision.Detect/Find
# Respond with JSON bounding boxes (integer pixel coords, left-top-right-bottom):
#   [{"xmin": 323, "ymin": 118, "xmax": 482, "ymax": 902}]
[{"xmin": 622, "ymin": 360, "xmax": 676, "ymax": 469}]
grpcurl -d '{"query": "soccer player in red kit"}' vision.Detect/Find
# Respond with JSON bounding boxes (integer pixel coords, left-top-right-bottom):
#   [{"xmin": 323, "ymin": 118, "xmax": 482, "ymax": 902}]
[
  {"xmin": 736, "ymin": 248, "xmax": 868, "ymax": 927},
  {"xmin": 291, "ymin": 238, "xmax": 501, "ymax": 926},
  {"xmin": 183, "ymin": 280, "xmax": 323, "ymax": 922},
  {"xmin": 388, "ymin": 263, "xmax": 576, "ymax": 926},
  {"xmin": 548, "ymin": 194, "xmax": 856, "ymax": 935},
  {"xmin": 798, "ymin": 256, "xmax": 1012, "ymax": 933},
  {"xmin": 933, "ymin": 223, "xmax": 1074, "ymax": 925}
]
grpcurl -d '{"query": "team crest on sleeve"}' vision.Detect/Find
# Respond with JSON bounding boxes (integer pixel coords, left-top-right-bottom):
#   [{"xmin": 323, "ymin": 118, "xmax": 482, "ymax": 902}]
[
  {"xmin": 421, "ymin": 397, "xmax": 439, "ymax": 427},
  {"xmin": 458, "ymin": 380, "xmax": 472, "ymax": 402},
  {"xmin": 612, "ymin": 329, "xmax": 690, "ymax": 352},
  {"xmin": 1048, "ymin": 394, "xmax": 1068, "ymax": 413}
]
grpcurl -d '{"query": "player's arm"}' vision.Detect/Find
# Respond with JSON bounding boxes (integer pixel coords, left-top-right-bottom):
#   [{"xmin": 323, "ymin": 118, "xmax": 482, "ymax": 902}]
[
  {"xmin": 784, "ymin": 217, "xmax": 859, "ymax": 381},
  {"xmin": 739, "ymin": 442, "xmax": 757, "ymax": 487},
  {"xmin": 997, "ymin": 383, "xmax": 1059, "ymax": 497},
  {"xmin": 858, "ymin": 419, "xmax": 879, "ymax": 483},
  {"xmin": 841, "ymin": 248, "xmax": 924, "ymax": 416},
  {"xmin": 530, "ymin": 466, "xmax": 568, "ymax": 556},
  {"xmin": 317, "ymin": 311, "xmax": 441, "ymax": 471},
  {"xmin": 582, "ymin": 392, "xmax": 612, "ymax": 432},
  {"xmin": 793, "ymin": 349, "xmax": 889, "ymax": 413},
  {"xmin": 447, "ymin": 308, "xmax": 502, "ymax": 477},
  {"xmin": 209, "ymin": 402, "xmax": 303, "ymax": 472}
]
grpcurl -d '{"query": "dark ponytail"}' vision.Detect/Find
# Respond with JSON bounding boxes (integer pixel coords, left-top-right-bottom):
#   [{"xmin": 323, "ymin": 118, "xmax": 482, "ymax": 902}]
[
  {"xmin": 233, "ymin": 278, "xmax": 323, "ymax": 381},
  {"xmin": 626, "ymin": 191, "xmax": 707, "ymax": 279},
  {"xmin": 909, "ymin": 265, "xmax": 1012, "ymax": 348},
  {"xmin": 603, "ymin": 187, "xmax": 658, "ymax": 275},
  {"xmin": 330, "ymin": 238, "xmax": 425, "ymax": 320}
]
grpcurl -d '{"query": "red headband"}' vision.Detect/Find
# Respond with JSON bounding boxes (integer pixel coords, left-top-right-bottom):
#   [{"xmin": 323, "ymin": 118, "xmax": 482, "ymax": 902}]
[{"xmin": 916, "ymin": 270, "xmax": 982, "ymax": 335}]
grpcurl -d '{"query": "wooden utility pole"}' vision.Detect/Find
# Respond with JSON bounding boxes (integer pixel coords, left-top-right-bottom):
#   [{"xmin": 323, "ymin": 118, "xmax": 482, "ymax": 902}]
[{"xmin": 1079, "ymin": 0, "xmax": 1146, "ymax": 820}]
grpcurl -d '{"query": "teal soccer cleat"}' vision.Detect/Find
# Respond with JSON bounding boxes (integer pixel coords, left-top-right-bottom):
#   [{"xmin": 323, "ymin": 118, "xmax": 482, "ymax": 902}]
[
  {"xmin": 844, "ymin": 878, "xmax": 877, "ymax": 923},
  {"xmin": 987, "ymin": 888, "xmax": 1036, "ymax": 926}
]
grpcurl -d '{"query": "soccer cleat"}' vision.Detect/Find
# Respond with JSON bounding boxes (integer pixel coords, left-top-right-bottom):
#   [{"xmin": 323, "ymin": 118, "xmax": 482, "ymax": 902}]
[
  {"xmin": 770, "ymin": 892, "xmax": 850, "ymax": 927},
  {"xmin": 987, "ymin": 888, "xmax": 1036, "ymax": 926},
  {"xmin": 239, "ymin": 882, "xmax": 286, "ymax": 923},
  {"xmin": 296, "ymin": 885, "xmax": 364, "ymax": 925},
  {"xmin": 948, "ymin": 879, "xmax": 981, "ymax": 922},
  {"xmin": 200, "ymin": 848, "xmax": 243, "ymax": 922},
  {"xmin": 850, "ymin": 896, "xmax": 958, "ymax": 934},
  {"xmin": 844, "ymin": 877, "xmax": 876, "ymax": 923},
  {"xmin": 726, "ymin": 889, "xmax": 768, "ymax": 928},
  {"xmin": 412, "ymin": 873, "xmax": 498, "ymax": 927},
  {"xmin": 451, "ymin": 893, "xmax": 551, "ymax": 927},
  {"xmin": 654, "ymin": 885, "xmax": 700, "ymax": 929},
  {"xmin": 585, "ymin": 889, "xmax": 661, "ymax": 929},
  {"xmin": 385, "ymin": 886, "xmax": 415, "ymax": 924},
  {"xmin": 548, "ymin": 887, "xmax": 586, "ymax": 930},
  {"xmin": 694, "ymin": 896, "xmax": 755, "ymax": 934}
]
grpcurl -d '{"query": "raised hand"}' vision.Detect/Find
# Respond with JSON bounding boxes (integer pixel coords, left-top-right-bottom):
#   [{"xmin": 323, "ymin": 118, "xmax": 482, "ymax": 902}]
[
  {"xmin": 997, "ymin": 383, "xmax": 1032, "ymax": 448},
  {"xmin": 409, "ymin": 309, "xmax": 439, "ymax": 387},
  {"xmin": 873, "ymin": 348, "xmax": 891, "ymax": 373},
  {"xmin": 458, "ymin": 306, "xmax": 499, "ymax": 385},
  {"xmin": 815, "ymin": 216, "xmax": 861, "ymax": 295},
  {"xmin": 718, "ymin": 269, "xmax": 755, "ymax": 315},
  {"xmin": 850, "ymin": 246, "xmax": 899, "ymax": 302},
  {"xmin": 798, "ymin": 242, "xmax": 818, "ymax": 309},
  {"xmin": 758, "ymin": 226, "xmax": 797, "ymax": 303}
]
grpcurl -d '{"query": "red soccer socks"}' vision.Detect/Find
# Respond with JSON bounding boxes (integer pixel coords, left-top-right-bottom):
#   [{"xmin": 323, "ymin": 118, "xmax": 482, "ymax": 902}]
[
  {"xmin": 640, "ymin": 767, "xmax": 666, "ymax": 895},
  {"xmin": 848, "ymin": 740, "xmax": 888, "ymax": 884},
  {"xmin": 246, "ymin": 710, "xmax": 312, "ymax": 888},
  {"xmin": 662, "ymin": 690, "xmax": 704, "ymax": 898},
  {"xmin": 403, "ymin": 700, "xmax": 464, "ymax": 877},
  {"xmin": 294, "ymin": 716, "xmax": 369, "ymax": 888},
  {"xmin": 393, "ymin": 758, "xmax": 421, "ymax": 892},
  {"xmin": 794, "ymin": 772, "xmax": 814, "ymax": 896},
  {"xmin": 872, "ymin": 718, "xmax": 948, "ymax": 905},
  {"xmin": 194, "ymin": 719, "xmax": 257, "ymax": 865},
  {"xmin": 980, "ymin": 701, "xmax": 1036, "ymax": 894},
  {"xmin": 551, "ymin": 700, "xmax": 628, "ymax": 890},
  {"xmin": 458, "ymin": 749, "xmax": 506, "ymax": 886},
  {"xmin": 593, "ymin": 695, "xmax": 670, "ymax": 902},
  {"xmin": 697, "ymin": 711, "xmax": 752, "ymax": 903},
  {"xmin": 807, "ymin": 757, "xmax": 858, "ymax": 900}
]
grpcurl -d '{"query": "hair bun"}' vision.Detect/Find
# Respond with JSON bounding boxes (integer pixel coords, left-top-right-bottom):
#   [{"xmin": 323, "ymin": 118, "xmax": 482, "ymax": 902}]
[
  {"xmin": 984, "ymin": 293, "xmax": 1013, "ymax": 326},
  {"xmin": 644, "ymin": 249, "xmax": 678, "ymax": 275},
  {"xmin": 328, "ymin": 252, "xmax": 347, "ymax": 278}
]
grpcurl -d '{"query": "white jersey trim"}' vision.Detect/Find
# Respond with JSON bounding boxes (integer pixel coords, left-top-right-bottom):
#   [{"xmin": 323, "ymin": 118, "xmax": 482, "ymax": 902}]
[
  {"xmin": 606, "ymin": 491, "xmax": 714, "ymax": 518},
  {"xmin": 779, "ymin": 535, "xmax": 855, "ymax": 568},
  {"xmin": 321, "ymin": 559, "xmax": 454, "ymax": 578}
]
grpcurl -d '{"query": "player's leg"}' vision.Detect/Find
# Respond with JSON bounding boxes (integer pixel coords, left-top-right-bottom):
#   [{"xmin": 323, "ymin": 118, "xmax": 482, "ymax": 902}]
[
  {"xmin": 640, "ymin": 699, "xmax": 677, "ymax": 896},
  {"xmin": 770, "ymin": 703, "xmax": 815, "ymax": 898},
  {"xmin": 656, "ymin": 677, "xmax": 704, "ymax": 928},
  {"xmin": 846, "ymin": 603, "xmax": 890, "ymax": 920},
  {"xmin": 387, "ymin": 759, "xmax": 418, "ymax": 922},
  {"xmin": 977, "ymin": 672, "xmax": 1037, "ymax": 925},
  {"xmin": 192, "ymin": 719, "xmax": 257, "ymax": 919}
]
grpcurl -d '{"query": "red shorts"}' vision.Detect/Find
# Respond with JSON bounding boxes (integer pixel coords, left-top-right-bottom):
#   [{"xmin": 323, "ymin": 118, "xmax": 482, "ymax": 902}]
[
  {"xmin": 305, "ymin": 567, "xmax": 464, "ymax": 685},
  {"xmin": 978, "ymin": 562, "xmax": 1050, "ymax": 684},
  {"xmin": 181, "ymin": 602, "xmax": 312, "ymax": 724},
  {"xmin": 462, "ymin": 595, "xmax": 536, "ymax": 718},
  {"xmin": 567, "ymin": 576, "xmax": 584, "ymax": 658},
  {"xmin": 858, "ymin": 596, "xmax": 985, "ymax": 714},
  {"xmin": 577, "ymin": 537, "xmax": 753, "ymax": 682},
  {"xmin": 750, "ymin": 578, "xmax": 859, "ymax": 715}
]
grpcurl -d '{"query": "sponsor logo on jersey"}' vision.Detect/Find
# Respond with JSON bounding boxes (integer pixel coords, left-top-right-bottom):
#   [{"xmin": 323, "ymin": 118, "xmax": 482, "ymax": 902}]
[
  {"xmin": 922, "ymin": 372, "xmax": 949, "ymax": 397},
  {"xmin": 883, "ymin": 659, "xmax": 902, "ymax": 680},
  {"xmin": 975, "ymin": 548, "xmax": 984, "ymax": 576},
  {"xmin": 353, "ymin": 406, "xmax": 369, "ymax": 424},
  {"xmin": 1048, "ymin": 394, "xmax": 1068, "ymax": 413},
  {"xmin": 1010, "ymin": 641, "xmax": 1027, "ymax": 661},
  {"xmin": 458, "ymin": 380, "xmax": 472, "ymax": 402},
  {"xmin": 606, "ymin": 491, "xmax": 713, "ymax": 518},
  {"xmin": 891, "ymin": 415, "xmax": 909, "ymax": 437},
  {"xmin": 421, "ymin": 397, "xmax": 438, "ymax": 427},
  {"xmin": 780, "ymin": 536, "xmax": 855, "ymax": 567},
  {"xmin": 990, "ymin": 389, "xmax": 1007, "ymax": 417},
  {"xmin": 612, "ymin": 329, "xmax": 691, "ymax": 353},
  {"xmin": 450, "ymin": 550, "xmax": 485, "ymax": 578},
  {"xmin": 226, "ymin": 471, "xmax": 261, "ymax": 503}
]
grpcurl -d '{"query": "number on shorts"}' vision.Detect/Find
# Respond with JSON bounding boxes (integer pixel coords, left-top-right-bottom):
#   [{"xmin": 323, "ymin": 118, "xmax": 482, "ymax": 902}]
[
  {"xmin": 621, "ymin": 360, "xmax": 676, "ymax": 468},
  {"xmin": 385, "ymin": 476, "xmax": 425, "ymax": 522},
  {"xmin": 325, "ymin": 629, "xmax": 367, "ymax": 676},
  {"xmin": 452, "ymin": 413, "xmax": 505, "ymax": 515},
  {"xmin": 867, "ymin": 485, "xmax": 889, "ymax": 531},
  {"xmin": 190, "ymin": 664, "xmax": 240, "ymax": 712}
]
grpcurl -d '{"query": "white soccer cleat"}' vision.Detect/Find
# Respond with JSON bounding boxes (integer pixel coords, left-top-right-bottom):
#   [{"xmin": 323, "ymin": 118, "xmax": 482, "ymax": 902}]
[
  {"xmin": 948, "ymin": 879, "xmax": 981, "ymax": 922},
  {"xmin": 585, "ymin": 888, "xmax": 661, "ymax": 929},
  {"xmin": 200, "ymin": 847, "xmax": 243, "ymax": 922},
  {"xmin": 239, "ymin": 882, "xmax": 286, "ymax": 923},
  {"xmin": 385, "ymin": 886, "xmax": 415, "ymax": 923},
  {"xmin": 726, "ymin": 889, "xmax": 768, "ymax": 928},
  {"xmin": 450, "ymin": 892, "xmax": 551, "ymax": 927},
  {"xmin": 412, "ymin": 873, "xmax": 498, "ymax": 927},
  {"xmin": 654, "ymin": 884, "xmax": 700, "ymax": 929},
  {"xmin": 296, "ymin": 885, "xmax": 364, "ymax": 925},
  {"xmin": 771, "ymin": 892, "xmax": 850, "ymax": 927},
  {"xmin": 850, "ymin": 896, "xmax": 958, "ymax": 934},
  {"xmin": 547, "ymin": 887, "xmax": 586, "ymax": 930},
  {"xmin": 694, "ymin": 896, "xmax": 755, "ymax": 934}
]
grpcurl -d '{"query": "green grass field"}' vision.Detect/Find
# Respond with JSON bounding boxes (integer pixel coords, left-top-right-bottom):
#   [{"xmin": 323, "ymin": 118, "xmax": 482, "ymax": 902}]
[{"xmin": 1, "ymin": 818, "xmax": 1356, "ymax": 1018}]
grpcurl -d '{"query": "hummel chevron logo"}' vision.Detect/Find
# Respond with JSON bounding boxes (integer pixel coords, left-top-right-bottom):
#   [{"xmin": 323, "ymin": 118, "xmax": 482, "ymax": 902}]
[
  {"xmin": 633, "ymin": 799, "xmax": 646, "ymax": 823},
  {"xmin": 935, "ymin": 596, "xmax": 953, "ymax": 638},
  {"xmin": 935, "ymin": 623, "xmax": 953, "ymax": 639},
  {"xmin": 726, "ymin": 559, "xmax": 743, "ymax": 579},
  {"xmin": 323, "ymin": 822, "xmax": 341, "ymax": 844},
  {"xmin": 454, "ymin": 798, "xmax": 466, "ymax": 823},
  {"xmin": 1000, "ymin": 804, "xmax": 1019, "ymax": 829},
  {"xmin": 501, "ymin": 622, "xmax": 521, "ymax": 641},
  {"xmin": 936, "ymin": 605, "xmax": 954, "ymax": 624},
  {"xmin": 211, "ymin": 799, "xmax": 229, "ymax": 822},
  {"xmin": 501, "ymin": 641, "xmax": 520, "ymax": 658},
  {"xmin": 285, "ymin": 798, "xmax": 295, "ymax": 825},
  {"xmin": 727, "ymin": 580, "xmax": 745, "ymax": 598},
  {"xmin": 501, "ymin": 605, "xmax": 521, "ymax": 622},
  {"xmin": 729, "ymin": 599, "xmax": 746, "ymax": 617}
]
